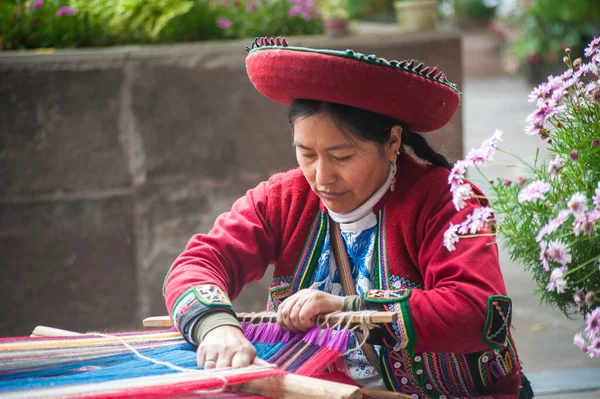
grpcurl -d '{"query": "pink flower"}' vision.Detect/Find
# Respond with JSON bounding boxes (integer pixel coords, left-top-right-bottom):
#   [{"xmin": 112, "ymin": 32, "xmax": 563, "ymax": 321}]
[
  {"xmin": 443, "ymin": 224, "xmax": 460, "ymax": 252},
  {"xmin": 588, "ymin": 209, "xmax": 600, "ymax": 223},
  {"xmin": 528, "ymin": 76, "xmax": 565, "ymax": 105},
  {"xmin": 574, "ymin": 332, "xmax": 587, "ymax": 350},
  {"xmin": 246, "ymin": 1, "xmax": 256, "ymax": 12},
  {"xmin": 452, "ymin": 184, "xmax": 473, "ymax": 211},
  {"xmin": 568, "ymin": 192, "xmax": 588, "ymax": 217},
  {"xmin": 518, "ymin": 180, "xmax": 551, "ymax": 203},
  {"xmin": 546, "ymin": 266, "xmax": 568, "ymax": 293},
  {"xmin": 585, "ymin": 308, "xmax": 600, "ymax": 339},
  {"xmin": 458, "ymin": 207, "xmax": 494, "ymax": 235},
  {"xmin": 56, "ymin": 6, "xmax": 76, "ymax": 16},
  {"xmin": 288, "ymin": 0, "xmax": 315, "ymax": 21},
  {"xmin": 573, "ymin": 215, "xmax": 586, "ymax": 236},
  {"xmin": 466, "ymin": 129, "xmax": 503, "ymax": 165},
  {"xmin": 525, "ymin": 119, "xmax": 545, "ymax": 136},
  {"xmin": 586, "ymin": 337, "xmax": 600, "ymax": 358},
  {"xmin": 33, "ymin": 0, "xmax": 44, "ymax": 8},
  {"xmin": 217, "ymin": 17, "xmax": 232, "ymax": 29},
  {"xmin": 539, "ymin": 241, "xmax": 550, "ymax": 271},
  {"xmin": 535, "ymin": 209, "xmax": 570, "ymax": 242},
  {"xmin": 448, "ymin": 160, "xmax": 469, "ymax": 192},
  {"xmin": 547, "ymin": 156, "xmax": 565, "ymax": 178},
  {"xmin": 593, "ymin": 182, "xmax": 600, "ymax": 209},
  {"xmin": 547, "ymin": 240, "xmax": 571, "ymax": 265},
  {"xmin": 526, "ymin": 101, "xmax": 563, "ymax": 126},
  {"xmin": 584, "ymin": 37, "xmax": 600, "ymax": 58}
]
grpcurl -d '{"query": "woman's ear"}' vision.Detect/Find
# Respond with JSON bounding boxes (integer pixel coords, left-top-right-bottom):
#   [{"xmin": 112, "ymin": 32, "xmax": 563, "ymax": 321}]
[{"xmin": 388, "ymin": 125, "xmax": 403, "ymax": 163}]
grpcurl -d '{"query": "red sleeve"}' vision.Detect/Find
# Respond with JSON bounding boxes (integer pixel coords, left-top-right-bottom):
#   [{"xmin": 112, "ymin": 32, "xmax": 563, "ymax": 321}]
[
  {"xmin": 408, "ymin": 172, "xmax": 508, "ymax": 354},
  {"xmin": 163, "ymin": 181, "xmax": 277, "ymax": 318}
]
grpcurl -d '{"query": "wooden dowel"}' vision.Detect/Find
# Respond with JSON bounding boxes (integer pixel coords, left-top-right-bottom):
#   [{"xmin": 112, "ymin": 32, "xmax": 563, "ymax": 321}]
[
  {"xmin": 143, "ymin": 311, "xmax": 397, "ymax": 328},
  {"xmin": 360, "ymin": 388, "xmax": 413, "ymax": 399},
  {"xmin": 236, "ymin": 373, "xmax": 361, "ymax": 399},
  {"xmin": 31, "ymin": 326, "xmax": 83, "ymax": 337}
]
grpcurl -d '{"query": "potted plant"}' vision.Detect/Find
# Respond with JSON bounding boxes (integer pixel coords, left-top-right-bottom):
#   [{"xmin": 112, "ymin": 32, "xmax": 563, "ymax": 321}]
[
  {"xmin": 453, "ymin": 0, "xmax": 498, "ymax": 30},
  {"xmin": 494, "ymin": 0, "xmax": 600, "ymax": 85},
  {"xmin": 393, "ymin": 0, "xmax": 438, "ymax": 33},
  {"xmin": 318, "ymin": 0, "xmax": 350, "ymax": 36}
]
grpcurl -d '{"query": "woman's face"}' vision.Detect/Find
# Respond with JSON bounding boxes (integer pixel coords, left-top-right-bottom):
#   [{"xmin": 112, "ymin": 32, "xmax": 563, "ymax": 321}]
[{"xmin": 293, "ymin": 112, "xmax": 401, "ymax": 214}]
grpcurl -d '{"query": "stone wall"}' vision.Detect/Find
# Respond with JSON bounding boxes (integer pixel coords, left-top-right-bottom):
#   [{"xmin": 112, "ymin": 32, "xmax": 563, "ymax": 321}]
[{"xmin": 0, "ymin": 28, "xmax": 463, "ymax": 336}]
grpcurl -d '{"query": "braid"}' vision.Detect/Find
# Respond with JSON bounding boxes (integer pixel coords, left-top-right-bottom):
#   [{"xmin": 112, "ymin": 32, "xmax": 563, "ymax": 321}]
[{"xmin": 401, "ymin": 127, "xmax": 451, "ymax": 170}]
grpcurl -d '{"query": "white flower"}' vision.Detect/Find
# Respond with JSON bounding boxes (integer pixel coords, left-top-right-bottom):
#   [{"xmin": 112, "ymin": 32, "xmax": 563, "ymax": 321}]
[
  {"xmin": 459, "ymin": 207, "xmax": 494, "ymax": 235},
  {"xmin": 448, "ymin": 160, "xmax": 469, "ymax": 192},
  {"xmin": 452, "ymin": 184, "xmax": 473, "ymax": 211},
  {"xmin": 568, "ymin": 193, "xmax": 588, "ymax": 217},
  {"xmin": 546, "ymin": 266, "xmax": 568, "ymax": 294},
  {"xmin": 443, "ymin": 224, "xmax": 460, "ymax": 252},
  {"xmin": 547, "ymin": 156, "xmax": 565, "ymax": 178},
  {"xmin": 518, "ymin": 180, "xmax": 551, "ymax": 203},
  {"xmin": 592, "ymin": 181, "xmax": 600, "ymax": 209}
]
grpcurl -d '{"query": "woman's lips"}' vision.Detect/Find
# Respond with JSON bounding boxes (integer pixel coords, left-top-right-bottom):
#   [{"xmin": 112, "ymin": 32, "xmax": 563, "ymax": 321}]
[{"xmin": 318, "ymin": 191, "xmax": 345, "ymax": 201}]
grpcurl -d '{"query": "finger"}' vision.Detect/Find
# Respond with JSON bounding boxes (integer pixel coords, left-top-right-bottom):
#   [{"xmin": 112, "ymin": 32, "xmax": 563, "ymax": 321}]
[
  {"xmin": 216, "ymin": 348, "xmax": 235, "ymax": 369},
  {"xmin": 203, "ymin": 351, "xmax": 219, "ymax": 370},
  {"xmin": 288, "ymin": 297, "xmax": 305, "ymax": 331},
  {"xmin": 278, "ymin": 296, "xmax": 299, "ymax": 332},
  {"xmin": 298, "ymin": 300, "xmax": 317, "ymax": 331},
  {"xmin": 253, "ymin": 357, "xmax": 271, "ymax": 367},
  {"xmin": 231, "ymin": 350, "xmax": 252, "ymax": 369}
]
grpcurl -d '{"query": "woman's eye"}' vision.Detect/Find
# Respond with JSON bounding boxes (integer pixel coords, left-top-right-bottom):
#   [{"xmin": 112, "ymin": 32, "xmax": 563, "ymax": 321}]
[
  {"xmin": 301, "ymin": 153, "xmax": 316, "ymax": 159},
  {"xmin": 334, "ymin": 155, "xmax": 353, "ymax": 162}
]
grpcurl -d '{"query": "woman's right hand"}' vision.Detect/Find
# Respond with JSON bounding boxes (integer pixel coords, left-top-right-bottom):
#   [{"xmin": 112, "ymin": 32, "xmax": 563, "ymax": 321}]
[{"xmin": 197, "ymin": 325, "xmax": 268, "ymax": 369}]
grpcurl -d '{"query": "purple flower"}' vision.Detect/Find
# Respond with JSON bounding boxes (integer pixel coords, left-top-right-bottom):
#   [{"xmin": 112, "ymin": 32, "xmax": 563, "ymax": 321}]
[
  {"xmin": 535, "ymin": 209, "xmax": 570, "ymax": 242},
  {"xmin": 56, "ymin": 6, "xmax": 77, "ymax": 16},
  {"xmin": 246, "ymin": 1, "xmax": 256, "ymax": 12},
  {"xmin": 587, "ymin": 337, "xmax": 600, "ymax": 358},
  {"xmin": 518, "ymin": 180, "xmax": 551, "ymax": 203},
  {"xmin": 466, "ymin": 129, "xmax": 503, "ymax": 166},
  {"xmin": 458, "ymin": 207, "xmax": 493, "ymax": 235},
  {"xmin": 593, "ymin": 182, "xmax": 600, "ymax": 209},
  {"xmin": 526, "ymin": 100, "xmax": 563, "ymax": 126},
  {"xmin": 568, "ymin": 192, "xmax": 588, "ymax": 217},
  {"xmin": 448, "ymin": 160, "xmax": 469, "ymax": 192},
  {"xmin": 547, "ymin": 156, "xmax": 565, "ymax": 178},
  {"xmin": 584, "ymin": 37, "xmax": 600, "ymax": 58},
  {"xmin": 585, "ymin": 307, "xmax": 600, "ymax": 339},
  {"xmin": 539, "ymin": 241, "xmax": 550, "ymax": 271},
  {"xmin": 547, "ymin": 240, "xmax": 571, "ymax": 265},
  {"xmin": 546, "ymin": 266, "xmax": 568, "ymax": 293},
  {"xmin": 217, "ymin": 17, "xmax": 232, "ymax": 29},
  {"xmin": 33, "ymin": 0, "xmax": 44, "ymax": 8},
  {"xmin": 288, "ymin": 0, "xmax": 315, "ymax": 21}
]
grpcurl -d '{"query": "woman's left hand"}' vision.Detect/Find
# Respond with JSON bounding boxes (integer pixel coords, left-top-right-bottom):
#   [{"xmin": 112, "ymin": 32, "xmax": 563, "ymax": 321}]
[{"xmin": 276, "ymin": 289, "xmax": 344, "ymax": 332}]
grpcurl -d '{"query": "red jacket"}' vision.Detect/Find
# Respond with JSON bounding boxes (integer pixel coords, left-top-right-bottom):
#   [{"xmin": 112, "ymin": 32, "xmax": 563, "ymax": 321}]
[{"xmin": 164, "ymin": 154, "xmax": 521, "ymax": 399}]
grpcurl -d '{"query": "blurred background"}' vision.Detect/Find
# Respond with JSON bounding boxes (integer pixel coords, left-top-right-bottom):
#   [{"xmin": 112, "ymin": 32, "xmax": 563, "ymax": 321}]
[{"xmin": 1, "ymin": 1, "xmax": 600, "ymax": 396}]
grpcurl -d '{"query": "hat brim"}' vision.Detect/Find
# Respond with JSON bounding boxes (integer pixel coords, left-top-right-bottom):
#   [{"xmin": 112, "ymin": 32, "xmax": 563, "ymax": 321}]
[{"xmin": 246, "ymin": 46, "xmax": 461, "ymax": 133}]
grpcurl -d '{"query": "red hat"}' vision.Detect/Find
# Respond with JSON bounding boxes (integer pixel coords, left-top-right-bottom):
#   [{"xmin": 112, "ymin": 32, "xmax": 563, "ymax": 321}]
[{"xmin": 245, "ymin": 37, "xmax": 461, "ymax": 133}]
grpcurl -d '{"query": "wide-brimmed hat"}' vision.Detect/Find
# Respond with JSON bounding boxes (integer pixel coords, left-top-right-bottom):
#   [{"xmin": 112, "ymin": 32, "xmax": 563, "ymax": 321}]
[{"xmin": 245, "ymin": 37, "xmax": 461, "ymax": 133}]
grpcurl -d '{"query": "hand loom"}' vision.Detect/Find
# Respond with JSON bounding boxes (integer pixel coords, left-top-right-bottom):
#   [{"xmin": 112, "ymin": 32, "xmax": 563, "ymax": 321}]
[{"xmin": 0, "ymin": 311, "xmax": 411, "ymax": 399}]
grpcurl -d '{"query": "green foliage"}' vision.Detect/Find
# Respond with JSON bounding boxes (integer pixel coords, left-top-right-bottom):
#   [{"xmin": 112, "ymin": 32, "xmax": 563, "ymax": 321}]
[
  {"xmin": 0, "ymin": 0, "xmax": 323, "ymax": 50},
  {"xmin": 453, "ymin": 0, "xmax": 497, "ymax": 21},
  {"xmin": 462, "ymin": 47, "xmax": 600, "ymax": 318},
  {"xmin": 498, "ymin": 0, "xmax": 600, "ymax": 64}
]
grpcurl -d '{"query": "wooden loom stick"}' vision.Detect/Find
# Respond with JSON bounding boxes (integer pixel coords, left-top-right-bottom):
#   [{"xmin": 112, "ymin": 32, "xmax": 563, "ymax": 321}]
[
  {"xmin": 31, "ymin": 325, "xmax": 83, "ymax": 337},
  {"xmin": 29, "ymin": 326, "xmax": 363, "ymax": 399},
  {"xmin": 143, "ymin": 311, "xmax": 398, "ymax": 328}
]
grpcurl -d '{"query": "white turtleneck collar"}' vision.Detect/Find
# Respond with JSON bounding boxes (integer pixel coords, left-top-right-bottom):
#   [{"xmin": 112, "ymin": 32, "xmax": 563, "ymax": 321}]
[{"xmin": 327, "ymin": 163, "xmax": 395, "ymax": 232}]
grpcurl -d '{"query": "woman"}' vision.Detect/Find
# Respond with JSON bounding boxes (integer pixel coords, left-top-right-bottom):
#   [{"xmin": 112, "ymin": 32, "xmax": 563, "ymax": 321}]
[{"xmin": 164, "ymin": 38, "xmax": 531, "ymax": 399}]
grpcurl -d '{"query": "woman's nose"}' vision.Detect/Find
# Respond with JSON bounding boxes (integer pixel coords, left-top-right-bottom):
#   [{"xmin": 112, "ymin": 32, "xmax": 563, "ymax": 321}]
[{"xmin": 315, "ymin": 160, "xmax": 336, "ymax": 187}]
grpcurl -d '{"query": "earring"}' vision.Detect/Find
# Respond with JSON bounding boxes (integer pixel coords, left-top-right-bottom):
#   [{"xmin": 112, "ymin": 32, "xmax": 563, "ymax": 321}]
[{"xmin": 390, "ymin": 163, "xmax": 397, "ymax": 192}]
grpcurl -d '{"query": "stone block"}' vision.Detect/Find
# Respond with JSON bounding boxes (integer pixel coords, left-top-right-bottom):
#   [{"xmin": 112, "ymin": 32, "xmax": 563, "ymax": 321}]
[
  {"xmin": 0, "ymin": 67, "xmax": 129, "ymax": 197},
  {"xmin": 0, "ymin": 196, "xmax": 136, "ymax": 336}
]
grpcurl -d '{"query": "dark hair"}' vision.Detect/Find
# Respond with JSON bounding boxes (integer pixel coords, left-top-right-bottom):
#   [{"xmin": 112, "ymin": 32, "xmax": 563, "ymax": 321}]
[{"xmin": 288, "ymin": 99, "xmax": 451, "ymax": 170}]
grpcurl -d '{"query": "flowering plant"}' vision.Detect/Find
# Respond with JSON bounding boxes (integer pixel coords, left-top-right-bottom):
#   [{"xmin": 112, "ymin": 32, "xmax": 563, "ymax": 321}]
[
  {"xmin": 445, "ymin": 36, "xmax": 600, "ymax": 357},
  {"xmin": 0, "ymin": 0, "xmax": 322, "ymax": 50}
]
